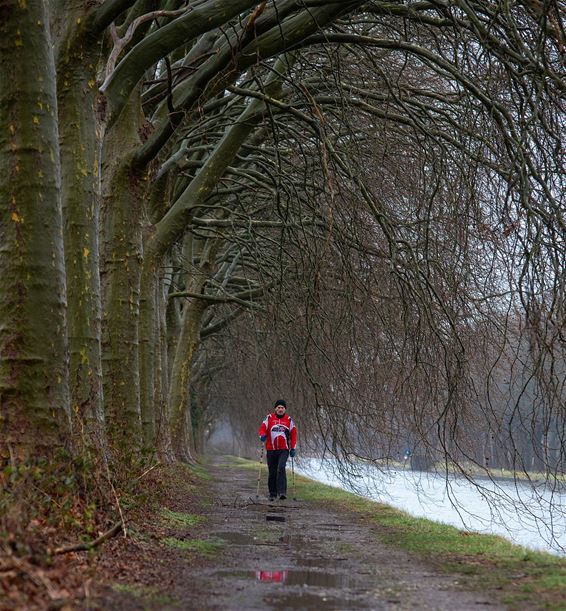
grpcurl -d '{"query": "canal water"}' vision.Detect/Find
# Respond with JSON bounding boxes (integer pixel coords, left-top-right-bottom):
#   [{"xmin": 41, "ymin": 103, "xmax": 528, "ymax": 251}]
[{"xmin": 295, "ymin": 458, "xmax": 566, "ymax": 555}]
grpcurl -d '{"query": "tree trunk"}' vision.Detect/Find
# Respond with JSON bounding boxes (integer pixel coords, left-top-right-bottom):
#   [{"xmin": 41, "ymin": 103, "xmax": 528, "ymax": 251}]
[
  {"xmin": 139, "ymin": 254, "xmax": 159, "ymax": 450},
  {"xmin": 0, "ymin": 0, "xmax": 70, "ymax": 462},
  {"xmin": 100, "ymin": 97, "xmax": 144, "ymax": 456},
  {"xmin": 169, "ymin": 294, "xmax": 208, "ymax": 462},
  {"xmin": 191, "ymin": 389, "xmax": 207, "ymax": 456},
  {"xmin": 156, "ymin": 273, "xmax": 175, "ymax": 462},
  {"xmin": 56, "ymin": 19, "xmax": 107, "ymax": 457}
]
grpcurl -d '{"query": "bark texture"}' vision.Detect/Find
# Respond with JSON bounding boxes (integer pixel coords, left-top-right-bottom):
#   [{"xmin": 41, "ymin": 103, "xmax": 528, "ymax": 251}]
[
  {"xmin": 0, "ymin": 0, "xmax": 70, "ymax": 461},
  {"xmin": 169, "ymin": 288, "xmax": 208, "ymax": 462},
  {"xmin": 100, "ymin": 97, "xmax": 144, "ymax": 454},
  {"xmin": 57, "ymin": 17, "xmax": 107, "ymax": 455}
]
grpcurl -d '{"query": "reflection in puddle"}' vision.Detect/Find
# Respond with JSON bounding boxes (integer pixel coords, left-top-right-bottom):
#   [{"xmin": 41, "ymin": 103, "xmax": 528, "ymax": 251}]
[
  {"xmin": 255, "ymin": 569, "xmax": 354, "ymax": 588},
  {"xmin": 266, "ymin": 514, "xmax": 286, "ymax": 522},
  {"xmin": 256, "ymin": 570, "xmax": 288, "ymax": 583},
  {"xmin": 216, "ymin": 569, "xmax": 354, "ymax": 588}
]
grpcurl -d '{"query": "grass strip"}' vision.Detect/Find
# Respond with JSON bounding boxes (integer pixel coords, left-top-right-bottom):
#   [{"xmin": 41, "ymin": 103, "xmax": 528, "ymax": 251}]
[
  {"xmin": 163, "ymin": 536, "xmax": 223, "ymax": 555},
  {"xmin": 160, "ymin": 508, "xmax": 205, "ymax": 527}
]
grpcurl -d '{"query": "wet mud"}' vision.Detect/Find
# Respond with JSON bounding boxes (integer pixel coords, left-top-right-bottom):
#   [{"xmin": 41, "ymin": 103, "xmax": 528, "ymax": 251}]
[{"xmin": 183, "ymin": 457, "xmax": 504, "ymax": 610}]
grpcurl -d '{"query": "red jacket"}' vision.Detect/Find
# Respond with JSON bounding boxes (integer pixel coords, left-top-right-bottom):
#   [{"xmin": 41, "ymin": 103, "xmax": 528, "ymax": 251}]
[{"xmin": 259, "ymin": 413, "xmax": 297, "ymax": 451}]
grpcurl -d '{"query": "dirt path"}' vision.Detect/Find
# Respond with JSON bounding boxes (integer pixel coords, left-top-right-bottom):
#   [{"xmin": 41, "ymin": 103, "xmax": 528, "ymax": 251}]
[
  {"xmin": 175, "ymin": 457, "xmax": 503, "ymax": 610},
  {"xmin": 91, "ymin": 456, "xmax": 505, "ymax": 610}
]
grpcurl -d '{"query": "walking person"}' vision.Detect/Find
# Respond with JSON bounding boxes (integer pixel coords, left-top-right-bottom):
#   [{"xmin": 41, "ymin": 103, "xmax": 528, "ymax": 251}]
[{"xmin": 258, "ymin": 400, "xmax": 297, "ymax": 501}]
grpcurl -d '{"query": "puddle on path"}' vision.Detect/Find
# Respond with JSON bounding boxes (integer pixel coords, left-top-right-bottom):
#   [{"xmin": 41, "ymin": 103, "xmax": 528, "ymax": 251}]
[
  {"xmin": 213, "ymin": 524, "xmax": 351, "ymax": 551},
  {"xmin": 266, "ymin": 514, "xmax": 286, "ymax": 522},
  {"xmin": 217, "ymin": 569, "xmax": 356, "ymax": 588},
  {"xmin": 213, "ymin": 531, "xmax": 260, "ymax": 545},
  {"xmin": 266, "ymin": 591, "xmax": 366, "ymax": 610},
  {"xmin": 257, "ymin": 569, "xmax": 355, "ymax": 588}
]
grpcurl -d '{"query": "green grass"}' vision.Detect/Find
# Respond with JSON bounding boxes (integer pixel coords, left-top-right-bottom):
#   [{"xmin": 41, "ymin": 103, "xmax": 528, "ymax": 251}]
[
  {"xmin": 112, "ymin": 583, "xmax": 148, "ymax": 596},
  {"xmin": 162, "ymin": 536, "xmax": 223, "ymax": 555},
  {"xmin": 230, "ymin": 456, "xmax": 258, "ymax": 468},
  {"xmin": 160, "ymin": 508, "xmax": 205, "ymax": 527},
  {"xmin": 184, "ymin": 462, "xmax": 212, "ymax": 481},
  {"xmin": 231, "ymin": 456, "xmax": 566, "ymax": 609}
]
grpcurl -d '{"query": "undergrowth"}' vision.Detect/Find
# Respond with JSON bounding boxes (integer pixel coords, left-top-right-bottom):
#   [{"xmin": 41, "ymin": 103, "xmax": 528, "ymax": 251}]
[
  {"xmin": 1, "ymin": 451, "xmax": 112, "ymax": 553},
  {"xmin": 0, "ymin": 449, "xmax": 176, "ymax": 609}
]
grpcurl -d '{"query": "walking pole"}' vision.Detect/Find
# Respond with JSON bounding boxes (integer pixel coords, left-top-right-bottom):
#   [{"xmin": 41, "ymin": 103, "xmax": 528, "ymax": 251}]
[
  {"xmin": 291, "ymin": 456, "xmax": 297, "ymax": 501},
  {"xmin": 256, "ymin": 444, "xmax": 264, "ymax": 499}
]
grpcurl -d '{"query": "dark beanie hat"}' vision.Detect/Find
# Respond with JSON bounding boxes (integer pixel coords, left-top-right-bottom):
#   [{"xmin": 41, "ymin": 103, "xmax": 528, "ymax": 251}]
[{"xmin": 274, "ymin": 399, "xmax": 287, "ymax": 408}]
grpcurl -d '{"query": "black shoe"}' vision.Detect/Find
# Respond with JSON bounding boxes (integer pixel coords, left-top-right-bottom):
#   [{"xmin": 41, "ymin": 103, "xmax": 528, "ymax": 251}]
[
  {"xmin": 279, "ymin": 494, "xmax": 286, "ymax": 500},
  {"xmin": 269, "ymin": 495, "xmax": 276, "ymax": 501}
]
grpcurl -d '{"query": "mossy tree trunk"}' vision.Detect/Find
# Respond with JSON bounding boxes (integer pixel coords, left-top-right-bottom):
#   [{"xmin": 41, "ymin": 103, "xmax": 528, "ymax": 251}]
[
  {"xmin": 169, "ymin": 283, "xmax": 209, "ymax": 462},
  {"xmin": 100, "ymin": 97, "xmax": 144, "ymax": 457},
  {"xmin": 0, "ymin": 0, "xmax": 70, "ymax": 462},
  {"xmin": 139, "ymin": 174, "xmax": 173, "ymax": 453},
  {"xmin": 156, "ymin": 272, "xmax": 174, "ymax": 462},
  {"xmin": 138, "ymin": 249, "xmax": 159, "ymax": 451},
  {"xmin": 191, "ymin": 387, "xmax": 208, "ymax": 456},
  {"xmin": 55, "ymin": 15, "xmax": 107, "ymax": 457}
]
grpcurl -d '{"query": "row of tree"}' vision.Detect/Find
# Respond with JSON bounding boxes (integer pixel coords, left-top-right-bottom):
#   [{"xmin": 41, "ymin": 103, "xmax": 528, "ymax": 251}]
[{"xmin": 1, "ymin": 1, "xmax": 564, "ymax": 486}]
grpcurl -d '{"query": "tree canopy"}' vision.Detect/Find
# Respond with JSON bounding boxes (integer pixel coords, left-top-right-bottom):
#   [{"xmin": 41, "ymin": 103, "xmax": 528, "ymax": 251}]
[{"xmin": 1, "ymin": 0, "xmax": 564, "ymax": 492}]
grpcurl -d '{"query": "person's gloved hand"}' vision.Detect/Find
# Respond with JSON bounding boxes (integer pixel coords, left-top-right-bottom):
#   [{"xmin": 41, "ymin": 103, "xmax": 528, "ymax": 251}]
[
  {"xmin": 260, "ymin": 435, "xmax": 266, "ymax": 442},
  {"xmin": 290, "ymin": 449, "xmax": 296, "ymax": 458}
]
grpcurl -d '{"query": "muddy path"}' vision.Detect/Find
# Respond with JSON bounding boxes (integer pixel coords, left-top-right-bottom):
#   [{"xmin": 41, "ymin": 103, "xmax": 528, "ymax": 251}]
[
  {"xmin": 174, "ymin": 457, "xmax": 501, "ymax": 610},
  {"xmin": 93, "ymin": 456, "xmax": 504, "ymax": 610}
]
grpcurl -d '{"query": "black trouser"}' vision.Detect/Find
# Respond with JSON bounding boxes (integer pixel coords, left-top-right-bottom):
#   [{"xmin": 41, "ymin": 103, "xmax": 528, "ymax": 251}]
[{"xmin": 266, "ymin": 449, "xmax": 289, "ymax": 497}]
